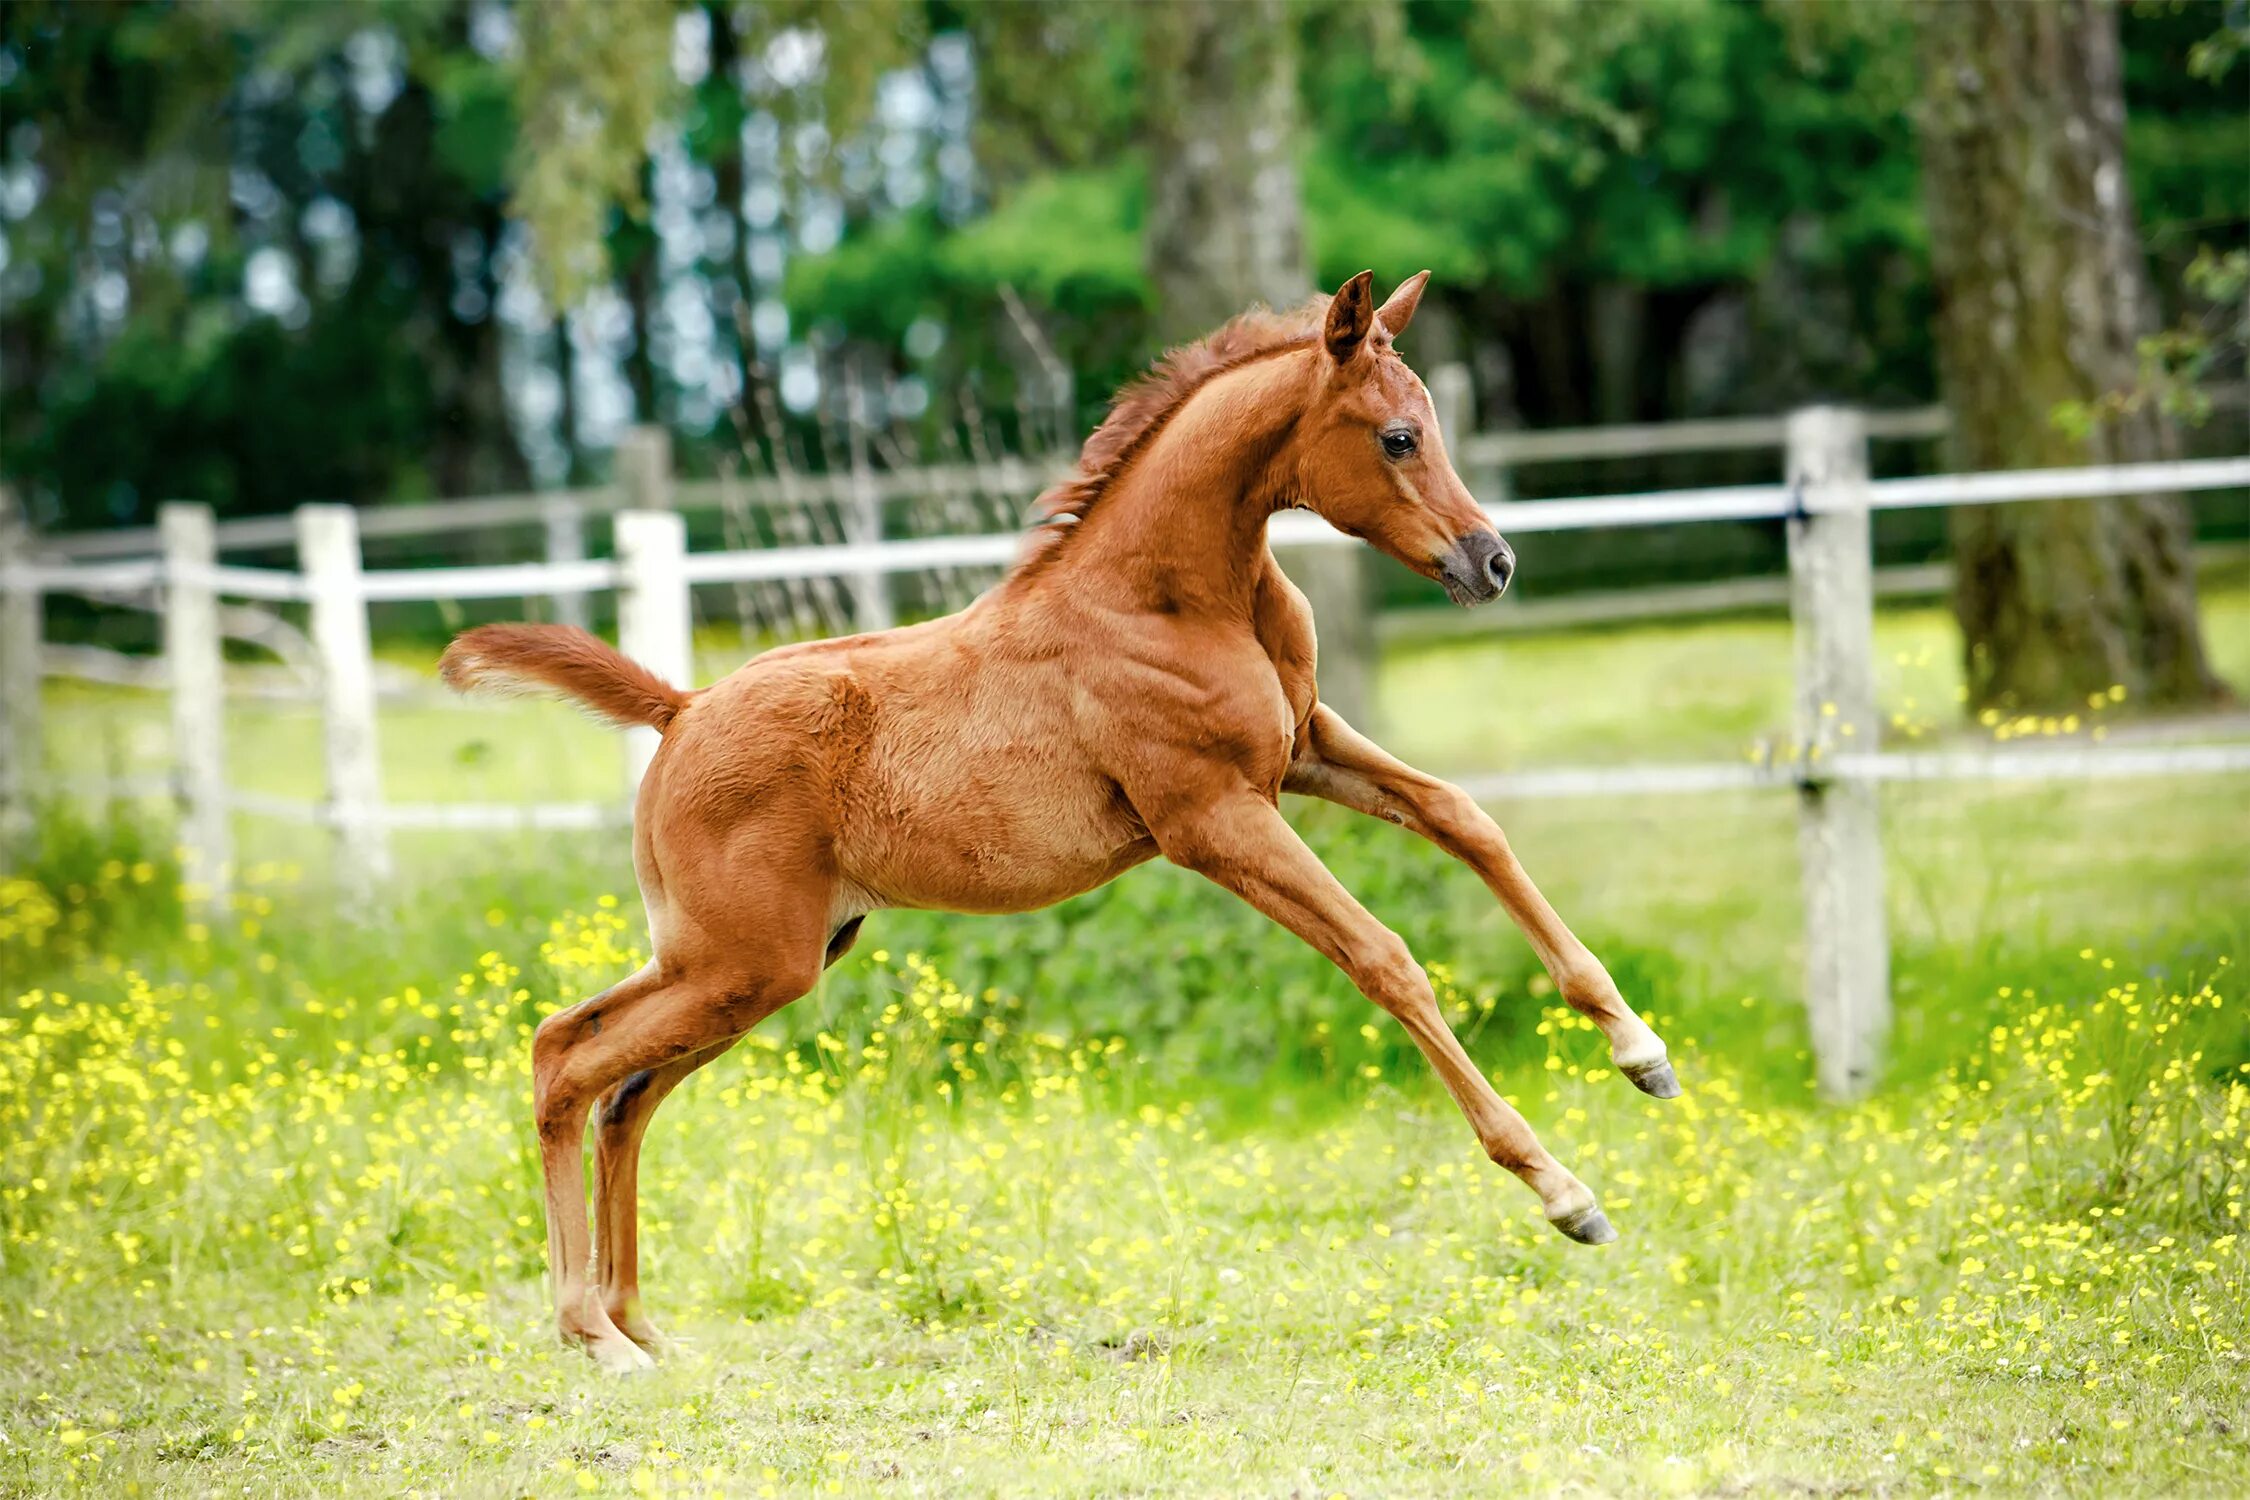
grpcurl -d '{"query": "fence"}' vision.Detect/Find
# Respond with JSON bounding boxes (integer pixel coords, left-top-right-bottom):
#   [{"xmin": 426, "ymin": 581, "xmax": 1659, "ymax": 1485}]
[
  {"xmin": 22, "ymin": 387, "xmax": 1953, "ymax": 562},
  {"xmin": 23, "ymin": 368, "xmax": 1951, "ymax": 727},
  {"xmin": 4, "ymin": 405, "xmax": 2248, "ymax": 1100}
]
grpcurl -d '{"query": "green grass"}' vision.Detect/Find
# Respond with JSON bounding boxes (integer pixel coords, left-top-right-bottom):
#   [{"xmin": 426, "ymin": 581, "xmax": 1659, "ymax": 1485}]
[
  {"xmin": 7, "ymin": 586, "xmax": 2248, "ymax": 1495},
  {"xmin": 39, "ymin": 582, "xmax": 2250, "ymax": 1056},
  {"xmin": 1379, "ymin": 570, "xmax": 2250, "ymax": 771},
  {"xmin": 2, "ymin": 896, "xmax": 2244, "ymax": 1496}
]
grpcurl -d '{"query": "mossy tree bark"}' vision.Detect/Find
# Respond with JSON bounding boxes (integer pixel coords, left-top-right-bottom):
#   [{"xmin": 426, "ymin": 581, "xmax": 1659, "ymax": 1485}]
[
  {"xmin": 1917, "ymin": 0, "xmax": 2224, "ymax": 712},
  {"xmin": 1141, "ymin": 0, "xmax": 1311, "ymax": 340},
  {"xmin": 1141, "ymin": 0, "xmax": 1375, "ymax": 728}
]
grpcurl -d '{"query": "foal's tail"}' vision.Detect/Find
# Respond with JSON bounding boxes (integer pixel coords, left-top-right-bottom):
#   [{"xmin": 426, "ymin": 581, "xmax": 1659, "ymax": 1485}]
[{"xmin": 439, "ymin": 624, "xmax": 689, "ymax": 732}]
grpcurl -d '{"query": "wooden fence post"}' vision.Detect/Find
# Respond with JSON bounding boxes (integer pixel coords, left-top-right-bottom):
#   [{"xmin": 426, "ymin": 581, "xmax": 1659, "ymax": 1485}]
[
  {"xmin": 1280, "ymin": 543, "xmax": 1377, "ymax": 733},
  {"xmin": 0, "ymin": 485, "xmax": 41, "ymax": 858},
  {"xmin": 615, "ymin": 509, "xmax": 691, "ymax": 800},
  {"xmin": 161, "ymin": 502, "xmax": 231, "ymax": 903},
  {"xmin": 1430, "ymin": 360, "xmax": 1508, "ymax": 503},
  {"xmin": 1430, "ymin": 361, "xmax": 1473, "ymax": 470},
  {"xmin": 541, "ymin": 494, "xmax": 591, "ymax": 632},
  {"xmin": 616, "ymin": 425, "xmax": 674, "ymax": 514},
  {"xmin": 843, "ymin": 371, "xmax": 893, "ymax": 631},
  {"xmin": 296, "ymin": 504, "xmax": 391, "ymax": 899},
  {"xmin": 1785, "ymin": 406, "xmax": 1889, "ymax": 1100}
]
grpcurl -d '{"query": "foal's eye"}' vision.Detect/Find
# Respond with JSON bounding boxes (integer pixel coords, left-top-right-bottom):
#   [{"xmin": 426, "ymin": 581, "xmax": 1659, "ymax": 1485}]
[{"xmin": 1381, "ymin": 427, "xmax": 1418, "ymax": 459}]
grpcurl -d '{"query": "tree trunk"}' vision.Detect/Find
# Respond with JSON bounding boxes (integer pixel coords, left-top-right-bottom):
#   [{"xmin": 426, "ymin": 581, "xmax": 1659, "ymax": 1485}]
[
  {"xmin": 705, "ymin": 0, "xmax": 757, "ymax": 406},
  {"xmin": 1141, "ymin": 0, "xmax": 1310, "ymax": 339},
  {"xmin": 553, "ymin": 316, "xmax": 582, "ymax": 486},
  {"xmin": 1917, "ymin": 0, "xmax": 2224, "ymax": 712},
  {"xmin": 619, "ymin": 155, "xmax": 662, "ymax": 427},
  {"xmin": 1140, "ymin": 0, "xmax": 1375, "ymax": 729}
]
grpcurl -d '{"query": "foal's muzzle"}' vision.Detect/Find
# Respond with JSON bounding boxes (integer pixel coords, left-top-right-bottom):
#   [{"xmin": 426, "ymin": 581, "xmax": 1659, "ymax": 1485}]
[{"xmin": 1437, "ymin": 529, "xmax": 1515, "ymax": 607}]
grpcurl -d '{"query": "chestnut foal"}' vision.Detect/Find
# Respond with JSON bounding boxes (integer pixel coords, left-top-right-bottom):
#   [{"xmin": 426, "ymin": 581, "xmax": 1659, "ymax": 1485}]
[{"xmin": 443, "ymin": 271, "xmax": 1678, "ymax": 1372}]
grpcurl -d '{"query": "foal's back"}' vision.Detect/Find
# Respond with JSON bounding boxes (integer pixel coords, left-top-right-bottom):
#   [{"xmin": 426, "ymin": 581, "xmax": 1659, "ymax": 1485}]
[{"xmin": 643, "ymin": 589, "xmax": 1162, "ymax": 918}]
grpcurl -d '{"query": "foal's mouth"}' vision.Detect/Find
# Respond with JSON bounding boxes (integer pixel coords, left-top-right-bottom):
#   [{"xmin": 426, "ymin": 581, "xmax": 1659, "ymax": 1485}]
[{"xmin": 1435, "ymin": 530, "xmax": 1516, "ymax": 607}]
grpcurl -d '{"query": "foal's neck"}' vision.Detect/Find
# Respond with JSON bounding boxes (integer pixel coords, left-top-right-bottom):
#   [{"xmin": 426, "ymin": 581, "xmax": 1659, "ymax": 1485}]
[{"xmin": 1053, "ymin": 350, "xmax": 1315, "ymax": 619}]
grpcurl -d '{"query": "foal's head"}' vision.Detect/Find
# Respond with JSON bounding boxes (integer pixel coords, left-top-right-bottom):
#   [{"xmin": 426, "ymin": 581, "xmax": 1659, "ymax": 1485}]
[{"xmin": 1292, "ymin": 271, "xmax": 1513, "ymax": 606}]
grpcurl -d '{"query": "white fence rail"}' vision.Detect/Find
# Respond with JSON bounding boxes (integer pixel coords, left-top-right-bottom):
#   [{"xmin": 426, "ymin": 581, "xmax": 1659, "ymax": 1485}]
[
  {"xmin": 29, "ymin": 387, "xmax": 1926, "ymax": 733},
  {"xmin": 33, "ymin": 404, "xmax": 1950, "ymax": 556},
  {"xmin": 4, "ymin": 407, "xmax": 2247, "ymax": 1097}
]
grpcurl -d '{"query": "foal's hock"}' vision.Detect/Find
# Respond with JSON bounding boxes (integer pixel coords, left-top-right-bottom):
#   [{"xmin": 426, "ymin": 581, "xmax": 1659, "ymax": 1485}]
[{"xmin": 443, "ymin": 271, "xmax": 1680, "ymax": 1372}]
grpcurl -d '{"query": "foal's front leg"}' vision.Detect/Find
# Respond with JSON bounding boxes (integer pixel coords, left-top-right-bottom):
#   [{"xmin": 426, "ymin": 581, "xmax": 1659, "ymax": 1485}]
[
  {"xmin": 1151, "ymin": 790, "xmax": 1614, "ymax": 1244},
  {"xmin": 1285, "ymin": 706, "xmax": 1678, "ymax": 1098}
]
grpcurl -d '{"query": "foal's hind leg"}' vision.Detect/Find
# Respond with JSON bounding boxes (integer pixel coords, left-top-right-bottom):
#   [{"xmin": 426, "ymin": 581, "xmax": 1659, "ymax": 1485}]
[
  {"xmin": 531, "ymin": 964, "xmax": 673, "ymax": 1371},
  {"xmin": 590, "ymin": 915, "xmax": 865, "ymax": 1353},
  {"xmin": 533, "ymin": 930, "xmax": 824, "ymax": 1370}
]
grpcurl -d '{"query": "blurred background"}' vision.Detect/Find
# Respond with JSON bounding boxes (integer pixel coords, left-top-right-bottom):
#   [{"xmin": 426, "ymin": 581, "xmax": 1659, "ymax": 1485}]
[
  {"xmin": 4, "ymin": 2, "xmax": 2243, "ymax": 542},
  {"xmin": 1, "ymin": 0, "xmax": 2246, "ymax": 1092},
  {"xmin": 8, "ymin": 10, "xmax": 2250, "ymax": 1489}
]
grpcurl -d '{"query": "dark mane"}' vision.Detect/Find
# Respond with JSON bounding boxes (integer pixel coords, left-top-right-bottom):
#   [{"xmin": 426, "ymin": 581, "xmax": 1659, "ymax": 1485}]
[{"xmin": 1012, "ymin": 295, "xmax": 1333, "ymax": 571}]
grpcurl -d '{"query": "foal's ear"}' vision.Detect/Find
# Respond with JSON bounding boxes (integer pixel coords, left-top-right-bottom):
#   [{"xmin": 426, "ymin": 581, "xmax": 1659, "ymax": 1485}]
[
  {"xmin": 1377, "ymin": 270, "xmax": 1430, "ymax": 338},
  {"xmin": 1324, "ymin": 270, "xmax": 1376, "ymax": 364}
]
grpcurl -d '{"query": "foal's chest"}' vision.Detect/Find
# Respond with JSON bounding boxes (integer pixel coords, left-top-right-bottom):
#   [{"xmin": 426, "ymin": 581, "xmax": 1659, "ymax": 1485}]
[{"xmin": 1253, "ymin": 561, "xmax": 1323, "ymax": 736}]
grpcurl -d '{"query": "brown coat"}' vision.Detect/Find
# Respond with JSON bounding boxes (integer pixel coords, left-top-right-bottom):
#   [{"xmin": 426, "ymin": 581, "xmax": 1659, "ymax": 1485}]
[{"xmin": 442, "ymin": 272, "xmax": 1677, "ymax": 1371}]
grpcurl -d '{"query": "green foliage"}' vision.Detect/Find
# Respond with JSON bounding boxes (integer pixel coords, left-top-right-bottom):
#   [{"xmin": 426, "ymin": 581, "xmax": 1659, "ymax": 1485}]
[
  {"xmin": 38, "ymin": 290, "xmax": 440, "ymax": 519},
  {"xmin": 0, "ymin": 801, "xmax": 182, "ymax": 967},
  {"xmin": 784, "ymin": 166, "xmax": 1151, "ymax": 404},
  {"xmin": 941, "ymin": 168, "xmax": 1147, "ymax": 316},
  {"xmin": 430, "ymin": 47, "xmax": 518, "ymax": 197},
  {"xmin": 954, "ymin": 0, "xmax": 1143, "ymax": 178},
  {"xmin": 5, "ymin": 0, "xmax": 2243, "ymax": 525},
  {"xmin": 1298, "ymin": 0, "xmax": 1857, "ymax": 290},
  {"xmin": 509, "ymin": 0, "xmax": 676, "ymax": 307},
  {"xmin": 3, "ymin": 2, "xmax": 543, "ymax": 521},
  {"xmin": 3, "ymin": 811, "xmax": 2244, "ymax": 1492},
  {"xmin": 790, "ymin": 0, "xmax": 1942, "ymax": 418}
]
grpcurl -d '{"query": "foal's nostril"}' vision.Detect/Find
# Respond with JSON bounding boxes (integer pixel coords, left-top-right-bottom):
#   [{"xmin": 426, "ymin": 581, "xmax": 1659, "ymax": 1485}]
[
  {"xmin": 1444, "ymin": 530, "xmax": 1514, "ymax": 607},
  {"xmin": 1486, "ymin": 540, "xmax": 1516, "ymax": 593}
]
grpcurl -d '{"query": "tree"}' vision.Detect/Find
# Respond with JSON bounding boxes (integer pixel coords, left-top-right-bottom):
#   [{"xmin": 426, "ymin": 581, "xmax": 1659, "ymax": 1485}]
[
  {"xmin": 1136, "ymin": 0, "xmax": 1374, "ymax": 728},
  {"xmin": 2, "ymin": 2, "xmax": 535, "ymax": 522},
  {"xmin": 1918, "ymin": 0, "xmax": 2227, "ymax": 711},
  {"xmin": 801, "ymin": 0, "xmax": 1943, "ymax": 444},
  {"xmin": 1139, "ymin": 0, "xmax": 1310, "ymax": 340}
]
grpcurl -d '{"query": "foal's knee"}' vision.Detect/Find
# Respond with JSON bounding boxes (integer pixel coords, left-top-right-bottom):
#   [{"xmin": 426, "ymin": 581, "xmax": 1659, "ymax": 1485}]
[{"xmin": 1354, "ymin": 933, "xmax": 1437, "ymax": 1020}]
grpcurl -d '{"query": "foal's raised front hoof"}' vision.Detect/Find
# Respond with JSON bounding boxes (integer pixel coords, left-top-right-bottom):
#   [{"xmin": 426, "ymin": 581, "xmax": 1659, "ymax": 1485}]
[
  {"xmin": 1547, "ymin": 1203, "xmax": 1618, "ymax": 1246},
  {"xmin": 1620, "ymin": 1055, "xmax": 1682, "ymax": 1100}
]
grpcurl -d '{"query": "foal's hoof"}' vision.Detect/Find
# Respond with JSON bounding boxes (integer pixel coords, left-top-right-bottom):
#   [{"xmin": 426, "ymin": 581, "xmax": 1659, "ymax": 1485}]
[
  {"xmin": 1548, "ymin": 1204, "xmax": 1618, "ymax": 1246},
  {"xmin": 1621, "ymin": 1055, "xmax": 1682, "ymax": 1100},
  {"xmin": 578, "ymin": 1330, "xmax": 659, "ymax": 1376},
  {"xmin": 618, "ymin": 1322, "xmax": 683, "ymax": 1361}
]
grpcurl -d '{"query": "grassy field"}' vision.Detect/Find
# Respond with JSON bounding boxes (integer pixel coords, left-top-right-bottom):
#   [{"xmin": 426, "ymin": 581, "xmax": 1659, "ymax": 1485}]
[
  {"xmin": 6, "ymin": 588, "xmax": 2248, "ymax": 1495},
  {"xmin": 35, "ymin": 579, "xmax": 2250, "ymax": 1073},
  {"xmin": 3, "ymin": 887, "xmax": 2244, "ymax": 1496}
]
